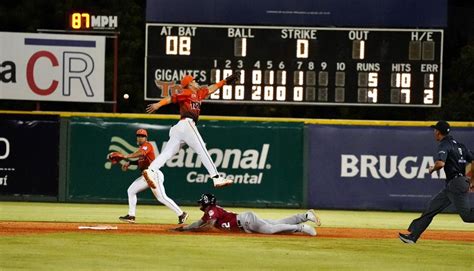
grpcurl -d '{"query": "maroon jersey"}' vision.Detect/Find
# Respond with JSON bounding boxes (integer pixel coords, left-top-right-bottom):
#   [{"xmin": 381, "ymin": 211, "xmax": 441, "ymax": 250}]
[
  {"xmin": 171, "ymin": 88, "xmax": 209, "ymax": 122},
  {"xmin": 201, "ymin": 205, "xmax": 239, "ymax": 231}
]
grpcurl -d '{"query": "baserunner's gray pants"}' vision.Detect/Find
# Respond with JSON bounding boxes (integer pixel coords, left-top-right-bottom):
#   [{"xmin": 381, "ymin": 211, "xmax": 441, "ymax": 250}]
[{"xmin": 236, "ymin": 211, "xmax": 307, "ymax": 234}]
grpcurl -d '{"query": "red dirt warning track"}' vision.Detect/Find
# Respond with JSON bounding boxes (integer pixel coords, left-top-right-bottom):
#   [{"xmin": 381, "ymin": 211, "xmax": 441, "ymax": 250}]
[{"xmin": 0, "ymin": 221, "xmax": 473, "ymax": 242}]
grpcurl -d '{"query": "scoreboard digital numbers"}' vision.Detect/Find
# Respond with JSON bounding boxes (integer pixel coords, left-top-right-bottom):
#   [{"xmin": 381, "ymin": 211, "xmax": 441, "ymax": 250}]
[
  {"xmin": 69, "ymin": 12, "xmax": 118, "ymax": 30},
  {"xmin": 145, "ymin": 24, "xmax": 443, "ymax": 107}
]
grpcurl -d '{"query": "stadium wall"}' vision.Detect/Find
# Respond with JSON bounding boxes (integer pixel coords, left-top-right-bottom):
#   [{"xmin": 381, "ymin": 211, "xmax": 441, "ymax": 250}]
[
  {"xmin": 65, "ymin": 117, "xmax": 304, "ymax": 207},
  {"xmin": 0, "ymin": 113, "xmax": 60, "ymax": 201},
  {"xmin": 0, "ymin": 110, "xmax": 473, "ymax": 211}
]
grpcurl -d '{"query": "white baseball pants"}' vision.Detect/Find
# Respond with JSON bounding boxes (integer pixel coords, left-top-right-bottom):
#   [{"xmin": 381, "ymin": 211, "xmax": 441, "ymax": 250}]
[
  {"xmin": 148, "ymin": 118, "xmax": 219, "ymax": 176},
  {"xmin": 127, "ymin": 170, "xmax": 183, "ymax": 216}
]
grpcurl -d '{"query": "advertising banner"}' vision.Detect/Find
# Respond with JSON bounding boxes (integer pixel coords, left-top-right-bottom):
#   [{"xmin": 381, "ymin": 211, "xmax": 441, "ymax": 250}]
[
  {"xmin": 308, "ymin": 125, "xmax": 474, "ymax": 211},
  {"xmin": 0, "ymin": 114, "xmax": 60, "ymax": 197},
  {"xmin": 67, "ymin": 118, "xmax": 304, "ymax": 207},
  {"xmin": 0, "ymin": 32, "xmax": 105, "ymax": 102}
]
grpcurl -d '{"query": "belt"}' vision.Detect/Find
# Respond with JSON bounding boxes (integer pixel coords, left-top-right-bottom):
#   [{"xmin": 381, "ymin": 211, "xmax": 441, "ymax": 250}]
[
  {"xmin": 180, "ymin": 117, "xmax": 196, "ymax": 123},
  {"xmin": 448, "ymin": 173, "xmax": 466, "ymax": 182}
]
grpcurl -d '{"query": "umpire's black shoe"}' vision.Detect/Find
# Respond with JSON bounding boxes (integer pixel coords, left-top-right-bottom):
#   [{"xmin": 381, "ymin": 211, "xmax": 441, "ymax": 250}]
[
  {"xmin": 399, "ymin": 233, "xmax": 416, "ymax": 244},
  {"xmin": 178, "ymin": 212, "xmax": 189, "ymax": 224},
  {"xmin": 119, "ymin": 214, "xmax": 136, "ymax": 223}
]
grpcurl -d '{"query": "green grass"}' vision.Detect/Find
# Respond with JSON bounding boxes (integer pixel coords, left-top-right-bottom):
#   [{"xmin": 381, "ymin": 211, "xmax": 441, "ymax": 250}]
[
  {"xmin": 1, "ymin": 233, "xmax": 472, "ymax": 271},
  {"xmin": 0, "ymin": 201, "xmax": 472, "ymax": 231},
  {"xmin": 1, "ymin": 202, "xmax": 473, "ymax": 270}
]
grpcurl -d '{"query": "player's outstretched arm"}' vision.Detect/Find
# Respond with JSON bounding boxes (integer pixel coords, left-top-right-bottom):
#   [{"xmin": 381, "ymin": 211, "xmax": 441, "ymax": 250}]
[
  {"xmin": 113, "ymin": 150, "xmax": 142, "ymax": 172},
  {"xmin": 124, "ymin": 149, "xmax": 144, "ymax": 159},
  {"xmin": 175, "ymin": 219, "xmax": 215, "ymax": 232},
  {"xmin": 146, "ymin": 96, "xmax": 172, "ymax": 114},
  {"xmin": 207, "ymin": 71, "xmax": 241, "ymax": 97},
  {"xmin": 206, "ymin": 80, "xmax": 225, "ymax": 96}
]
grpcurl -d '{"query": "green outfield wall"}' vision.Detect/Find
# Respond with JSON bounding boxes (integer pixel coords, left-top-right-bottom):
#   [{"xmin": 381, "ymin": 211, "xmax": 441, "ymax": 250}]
[
  {"xmin": 1, "ymin": 110, "xmax": 473, "ymax": 210},
  {"xmin": 65, "ymin": 117, "xmax": 305, "ymax": 207}
]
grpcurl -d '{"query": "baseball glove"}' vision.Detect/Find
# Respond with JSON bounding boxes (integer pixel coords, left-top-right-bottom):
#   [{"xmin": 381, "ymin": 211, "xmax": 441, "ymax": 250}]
[
  {"xmin": 225, "ymin": 71, "xmax": 241, "ymax": 85},
  {"xmin": 108, "ymin": 152, "xmax": 125, "ymax": 164},
  {"xmin": 121, "ymin": 161, "xmax": 130, "ymax": 171}
]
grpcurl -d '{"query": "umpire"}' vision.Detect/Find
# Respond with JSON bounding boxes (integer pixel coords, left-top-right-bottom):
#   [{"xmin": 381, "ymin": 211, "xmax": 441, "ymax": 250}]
[{"xmin": 399, "ymin": 120, "xmax": 474, "ymax": 244}]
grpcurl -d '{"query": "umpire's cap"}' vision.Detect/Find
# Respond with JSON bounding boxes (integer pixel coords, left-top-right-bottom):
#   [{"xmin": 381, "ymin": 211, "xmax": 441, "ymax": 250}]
[
  {"xmin": 198, "ymin": 193, "xmax": 216, "ymax": 206},
  {"xmin": 431, "ymin": 120, "xmax": 450, "ymax": 135}
]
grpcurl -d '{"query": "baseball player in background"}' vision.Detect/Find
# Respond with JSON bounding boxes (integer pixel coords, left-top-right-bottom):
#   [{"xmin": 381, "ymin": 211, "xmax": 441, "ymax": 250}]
[
  {"xmin": 144, "ymin": 72, "xmax": 241, "ymax": 189},
  {"xmin": 108, "ymin": 129, "xmax": 188, "ymax": 224},
  {"xmin": 173, "ymin": 194, "xmax": 321, "ymax": 236}
]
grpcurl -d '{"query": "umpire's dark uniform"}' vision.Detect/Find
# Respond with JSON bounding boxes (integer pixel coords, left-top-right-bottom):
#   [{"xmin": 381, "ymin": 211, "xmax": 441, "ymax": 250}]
[{"xmin": 400, "ymin": 121, "xmax": 474, "ymax": 243}]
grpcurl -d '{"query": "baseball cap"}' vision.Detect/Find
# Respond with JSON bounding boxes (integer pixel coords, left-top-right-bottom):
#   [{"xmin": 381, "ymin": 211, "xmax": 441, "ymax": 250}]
[
  {"xmin": 136, "ymin": 129, "xmax": 148, "ymax": 137},
  {"xmin": 430, "ymin": 120, "xmax": 450, "ymax": 135},
  {"xmin": 181, "ymin": 75, "xmax": 194, "ymax": 88}
]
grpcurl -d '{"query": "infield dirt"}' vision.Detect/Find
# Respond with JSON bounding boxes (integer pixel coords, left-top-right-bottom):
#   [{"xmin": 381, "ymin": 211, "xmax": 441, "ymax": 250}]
[{"xmin": 1, "ymin": 221, "xmax": 473, "ymax": 242}]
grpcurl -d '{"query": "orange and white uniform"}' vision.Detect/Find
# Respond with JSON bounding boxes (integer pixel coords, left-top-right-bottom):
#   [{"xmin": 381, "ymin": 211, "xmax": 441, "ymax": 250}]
[
  {"xmin": 148, "ymin": 79, "xmax": 220, "ymax": 179},
  {"xmin": 137, "ymin": 141, "xmax": 155, "ymax": 170},
  {"xmin": 171, "ymin": 88, "xmax": 209, "ymax": 122},
  {"xmin": 126, "ymin": 131, "xmax": 183, "ymax": 217}
]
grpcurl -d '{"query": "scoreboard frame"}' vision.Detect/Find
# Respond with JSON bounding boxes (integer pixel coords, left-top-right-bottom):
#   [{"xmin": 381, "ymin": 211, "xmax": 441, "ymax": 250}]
[{"xmin": 144, "ymin": 23, "xmax": 444, "ymax": 107}]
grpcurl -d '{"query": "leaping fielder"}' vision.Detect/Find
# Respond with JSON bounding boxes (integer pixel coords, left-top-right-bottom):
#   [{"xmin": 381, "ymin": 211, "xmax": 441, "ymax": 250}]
[
  {"xmin": 173, "ymin": 194, "xmax": 321, "ymax": 236},
  {"xmin": 145, "ymin": 72, "xmax": 241, "ymax": 188},
  {"xmin": 108, "ymin": 129, "xmax": 188, "ymax": 224}
]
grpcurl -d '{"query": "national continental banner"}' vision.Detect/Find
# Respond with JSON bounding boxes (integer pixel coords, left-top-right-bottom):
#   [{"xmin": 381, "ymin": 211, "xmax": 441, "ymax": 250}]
[{"xmin": 67, "ymin": 117, "xmax": 304, "ymax": 207}]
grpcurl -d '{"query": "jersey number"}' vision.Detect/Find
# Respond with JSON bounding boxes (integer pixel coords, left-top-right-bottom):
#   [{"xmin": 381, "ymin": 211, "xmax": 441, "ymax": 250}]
[
  {"xmin": 221, "ymin": 222, "xmax": 230, "ymax": 229},
  {"xmin": 191, "ymin": 102, "xmax": 201, "ymax": 110}
]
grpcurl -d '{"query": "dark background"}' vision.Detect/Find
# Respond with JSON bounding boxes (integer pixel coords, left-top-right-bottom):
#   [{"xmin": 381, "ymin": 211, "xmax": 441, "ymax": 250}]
[
  {"xmin": 0, "ymin": 0, "xmax": 472, "ymax": 120},
  {"xmin": 0, "ymin": 114, "xmax": 60, "ymax": 196}
]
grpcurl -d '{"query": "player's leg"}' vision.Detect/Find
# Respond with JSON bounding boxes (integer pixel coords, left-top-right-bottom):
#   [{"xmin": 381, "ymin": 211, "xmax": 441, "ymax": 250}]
[
  {"xmin": 447, "ymin": 177, "xmax": 474, "ymax": 222},
  {"xmin": 264, "ymin": 213, "xmax": 307, "ymax": 225},
  {"xmin": 127, "ymin": 176, "xmax": 149, "ymax": 216},
  {"xmin": 148, "ymin": 126, "xmax": 183, "ymax": 172},
  {"xmin": 263, "ymin": 210, "xmax": 321, "ymax": 226},
  {"xmin": 240, "ymin": 212, "xmax": 315, "ymax": 236},
  {"xmin": 181, "ymin": 119, "xmax": 232, "ymax": 187},
  {"xmin": 406, "ymin": 188, "xmax": 451, "ymax": 240},
  {"xmin": 120, "ymin": 176, "xmax": 148, "ymax": 223},
  {"xmin": 149, "ymin": 170, "xmax": 188, "ymax": 224},
  {"xmin": 144, "ymin": 125, "xmax": 184, "ymax": 188},
  {"xmin": 240, "ymin": 212, "xmax": 293, "ymax": 234},
  {"xmin": 182, "ymin": 119, "xmax": 218, "ymax": 176}
]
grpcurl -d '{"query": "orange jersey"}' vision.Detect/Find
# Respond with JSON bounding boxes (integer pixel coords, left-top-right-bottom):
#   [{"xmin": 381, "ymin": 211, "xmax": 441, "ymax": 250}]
[
  {"xmin": 137, "ymin": 141, "xmax": 155, "ymax": 170},
  {"xmin": 171, "ymin": 88, "xmax": 209, "ymax": 122}
]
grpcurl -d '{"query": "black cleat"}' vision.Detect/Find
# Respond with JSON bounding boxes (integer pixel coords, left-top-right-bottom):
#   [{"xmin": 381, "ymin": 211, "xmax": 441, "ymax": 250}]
[
  {"xmin": 119, "ymin": 214, "xmax": 136, "ymax": 223},
  {"xmin": 178, "ymin": 212, "xmax": 189, "ymax": 224},
  {"xmin": 399, "ymin": 233, "xmax": 416, "ymax": 244}
]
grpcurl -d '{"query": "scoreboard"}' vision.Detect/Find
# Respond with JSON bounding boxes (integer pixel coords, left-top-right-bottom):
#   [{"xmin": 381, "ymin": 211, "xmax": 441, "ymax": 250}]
[{"xmin": 145, "ymin": 24, "xmax": 443, "ymax": 107}]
